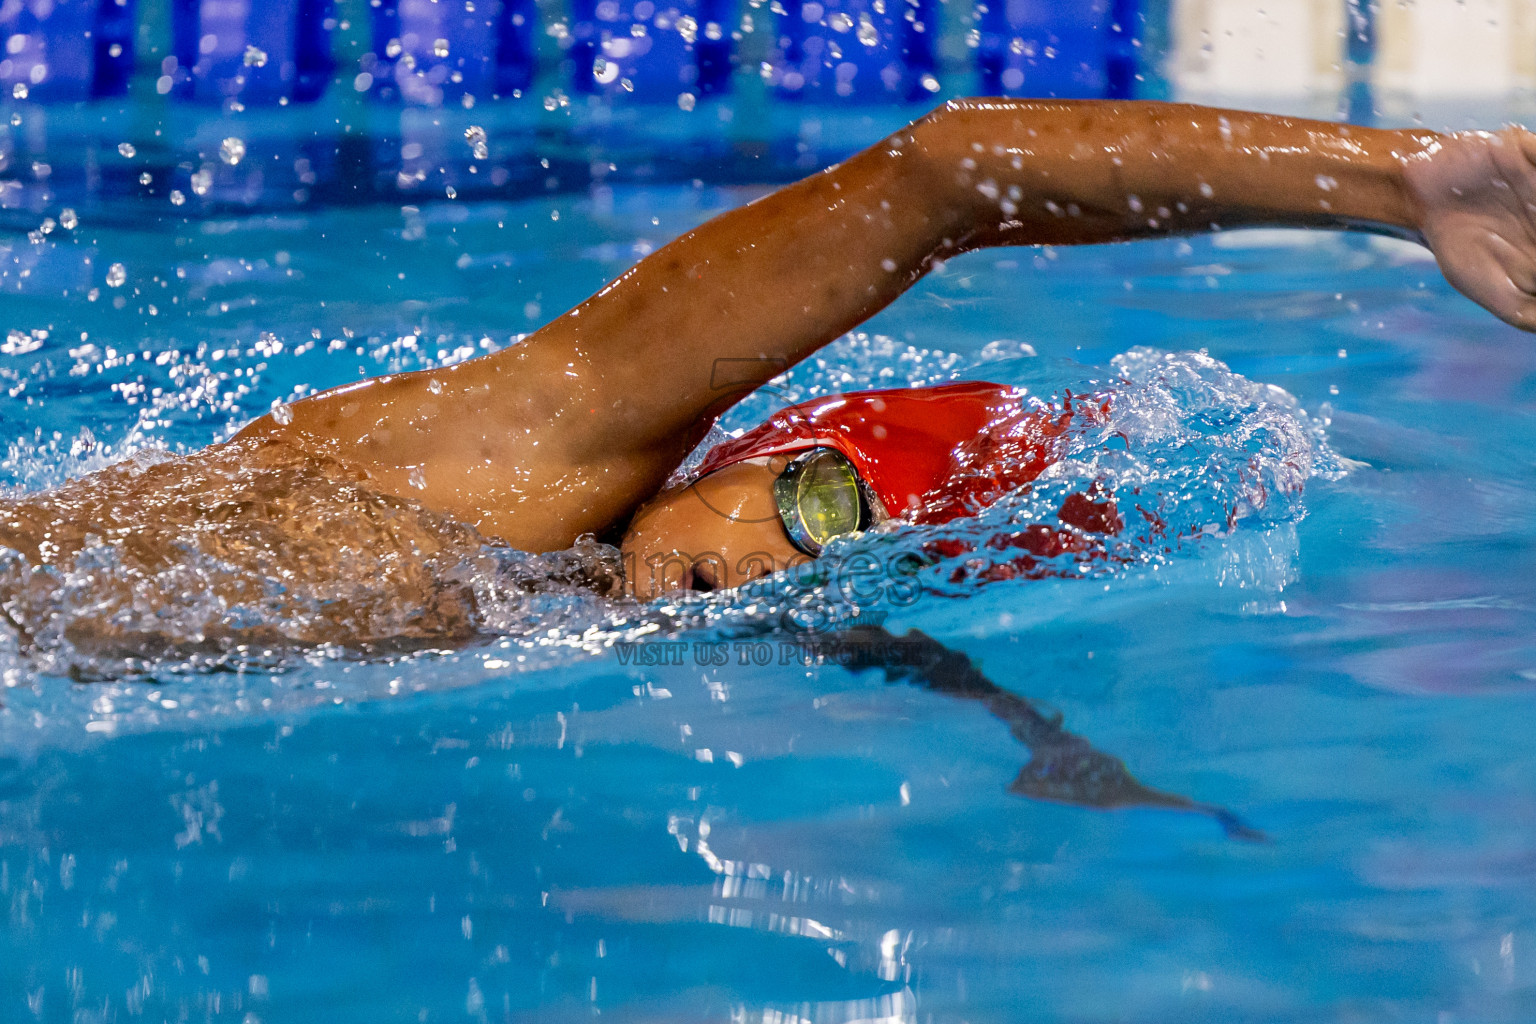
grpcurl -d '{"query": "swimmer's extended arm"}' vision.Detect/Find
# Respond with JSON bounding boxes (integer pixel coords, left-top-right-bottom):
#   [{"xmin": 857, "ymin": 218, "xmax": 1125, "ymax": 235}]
[{"xmin": 249, "ymin": 100, "xmax": 1536, "ymax": 550}]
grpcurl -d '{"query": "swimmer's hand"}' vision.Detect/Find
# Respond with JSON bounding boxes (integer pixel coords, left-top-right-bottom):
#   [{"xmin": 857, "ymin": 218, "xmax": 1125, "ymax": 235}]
[{"xmin": 1405, "ymin": 127, "xmax": 1536, "ymax": 331}]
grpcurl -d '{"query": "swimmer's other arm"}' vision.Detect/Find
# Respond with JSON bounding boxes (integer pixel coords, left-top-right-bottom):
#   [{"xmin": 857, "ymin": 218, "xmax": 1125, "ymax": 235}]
[{"xmin": 243, "ymin": 101, "xmax": 1536, "ymax": 550}]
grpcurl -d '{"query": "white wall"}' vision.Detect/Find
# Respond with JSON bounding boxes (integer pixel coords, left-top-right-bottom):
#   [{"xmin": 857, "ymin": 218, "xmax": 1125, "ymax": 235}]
[
  {"xmin": 1170, "ymin": 0, "xmax": 1345, "ymax": 98},
  {"xmin": 1374, "ymin": 0, "xmax": 1536, "ymax": 96}
]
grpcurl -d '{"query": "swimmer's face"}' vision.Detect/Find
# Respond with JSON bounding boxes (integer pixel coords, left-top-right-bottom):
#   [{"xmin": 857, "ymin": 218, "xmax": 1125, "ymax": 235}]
[{"xmin": 620, "ymin": 458, "xmax": 808, "ymax": 599}]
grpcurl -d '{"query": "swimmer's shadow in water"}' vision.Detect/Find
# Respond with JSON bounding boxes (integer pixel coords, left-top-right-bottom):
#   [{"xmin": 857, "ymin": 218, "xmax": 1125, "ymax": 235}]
[{"xmin": 823, "ymin": 624, "xmax": 1266, "ymax": 842}]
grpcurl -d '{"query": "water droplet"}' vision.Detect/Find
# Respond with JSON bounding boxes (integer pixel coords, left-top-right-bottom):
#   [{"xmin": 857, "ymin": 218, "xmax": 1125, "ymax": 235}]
[
  {"xmin": 445, "ymin": 185, "xmax": 457, "ymax": 199},
  {"xmin": 385, "ymin": 38, "xmax": 402, "ymax": 58},
  {"xmin": 433, "ymin": 37, "xmax": 450, "ymax": 57},
  {"xmin": 139, "ymin": 171, "xmax": 152, "ymax": 185},
  {"xmin": 677, "ymin": 91, "xmax": 696, "ymax": 111},
  {"xmin": 428, "ymin": 378, "xmax": 443, "ymax": 394},
  {"xmin": 2, "ymin": 329, "xmax": 41, "ymax": 355},
  {"xmin": 408, "ymin": 466, "xmax": 427, "ymax": 490},
  {"xmin": 919, "ymin": 74, "xmax": 940, "ymax": 93},
  {"xmin": 105, "ymin": 263, "xmax": 126, "ymax": 288},
  {"xmin": 857, "ymin": 15, "xmax": 879, "ymax": 46},
  {"xmin": 676, "ymin": 14, "xmax": 698, "ymax": 42},
  {"xmin": 117, "ymin": 141, "xmax": 135, "ymax": 158},
  {"xmin": 243, "ymin": 44, "xmax": 268, "ymax": 67},
  {"xmin": 1314, "ymin": 174, "xmax": 1337, "ymax": 192},
  {"xmin": 592, "ymin": 56, "xmax": 619, "ymax": 84},
  {"xmin": 828, "ymin": 11, "xmax": 852, "ymax": 31},
  {"xmin": 464, "ymin": 125, "xmax": 489, "ymax": 160},
  {"xmin": 271, "ymin": 402, "xmax": 293, "ymax": 425},
  {"xmin": 190, "ymin": 169, "xmax": 212, "ymax": 195},
  {"xmin": 59, "ymin": 208, "xmax": 76, "ymax": 229},
  {"xmin": 219, "ymin": 137, "xmax": 246, "ymax": 165},
  {"xmin": 169, "ymin": 189, "xmax": 186, "ymax": 206},
  {"xmin": 10, "ymin": 83, "xmax": 24, "ymax": 99}
]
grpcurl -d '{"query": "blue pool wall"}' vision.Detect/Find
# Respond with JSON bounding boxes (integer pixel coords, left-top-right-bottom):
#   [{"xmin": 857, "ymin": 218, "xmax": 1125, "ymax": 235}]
[
  {"xmin": 0, "ymin": 0, "xmax": 1519, "ymax": 123},
  {"xmin": 0, "ymin": 0, "xmax": 1158, "ymax": 106},
  {"xmin": 0, "ymin": 0, "xmax": 1521, "ymax": 226}
]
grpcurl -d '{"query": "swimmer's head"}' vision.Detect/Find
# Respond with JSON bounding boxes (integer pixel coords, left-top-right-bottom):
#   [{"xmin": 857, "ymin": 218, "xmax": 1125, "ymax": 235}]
[
  {"xmin": 620, "ymin": 382, "xmax": 1042, "ymax": 600},
  {"xmin": 620, "ymin": 456, "xmax": 810, "ymax": 599}
]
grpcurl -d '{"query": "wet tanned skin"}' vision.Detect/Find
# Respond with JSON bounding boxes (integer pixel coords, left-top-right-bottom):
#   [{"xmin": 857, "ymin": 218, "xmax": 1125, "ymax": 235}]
[{"xmin": 225, "ymin": 99, "xmax": 1536, "ymax": 586}]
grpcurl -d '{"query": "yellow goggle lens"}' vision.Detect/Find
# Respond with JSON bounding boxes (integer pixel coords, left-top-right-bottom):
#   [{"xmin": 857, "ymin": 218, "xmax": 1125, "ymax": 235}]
[{"xmin": 773, "ymin": 448, "xmax": 866, "ymax": 555}]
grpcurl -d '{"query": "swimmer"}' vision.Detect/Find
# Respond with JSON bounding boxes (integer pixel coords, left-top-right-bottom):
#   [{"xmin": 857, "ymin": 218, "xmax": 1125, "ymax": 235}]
[{"xmin": 6, "ymin": 99, "xmax": 1536, "ymax": 650}]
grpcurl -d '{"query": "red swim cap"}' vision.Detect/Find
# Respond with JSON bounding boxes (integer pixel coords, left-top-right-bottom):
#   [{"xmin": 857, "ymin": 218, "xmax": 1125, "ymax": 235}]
[{"xmin": 696, "ymin": 382, "xmax": 1099, "ymax": 525}]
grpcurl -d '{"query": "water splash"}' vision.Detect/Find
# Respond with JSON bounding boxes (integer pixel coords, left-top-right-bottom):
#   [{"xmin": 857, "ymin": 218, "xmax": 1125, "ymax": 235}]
[
  {"xmin": 902, "ymin": 347, "xmax": 1338, "ymax": 590},
  {"xmin": 0, "ymin": 324, "xmax": 1340, "ymax": 745}
]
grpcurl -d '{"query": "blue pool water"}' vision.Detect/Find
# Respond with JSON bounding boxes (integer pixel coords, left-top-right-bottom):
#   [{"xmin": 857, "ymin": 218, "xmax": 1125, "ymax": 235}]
[{"xmin": 4, "ymin": 113, "xmax": 1536, "ymax": 1023}]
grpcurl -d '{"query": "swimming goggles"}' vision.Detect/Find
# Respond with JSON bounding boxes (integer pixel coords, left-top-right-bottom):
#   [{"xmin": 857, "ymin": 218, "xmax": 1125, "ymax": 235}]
[{"xmin": 772, "ymin": 447, "xmax": 872, "ymax": 556}]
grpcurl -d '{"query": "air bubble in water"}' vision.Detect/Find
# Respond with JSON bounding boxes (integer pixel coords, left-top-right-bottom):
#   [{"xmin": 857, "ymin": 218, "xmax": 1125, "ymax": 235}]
[
  {"xmin": 677, "ymin": 92, "xmax": 696, "ymax": 111},
  {"xmin": 219, "ymin": 137, "xmax": 246, "ymax": 165},
  {"xmin": 117, "ymin": 141, "xmax": 135, "ymax": 158},
  {"xmin": 243, "ymin": 44, "xmax": 268, "ymax": 67},
  {"xmin": 191, "ymin": 169, "xmax": 212, "ymax": 195},
  {"xmin": 271, "ymin": 402, "xmax": 293, "ymax": 425},
  {"xmin": 828, "ymin": 11, "xmax": 852, "ymax": 31},
  {"xmin": 59, "ymin": 208, "xmax": 76, "ymax": 229},
  {"xmin": 409, "ymin": 466, "xmax": 427, "ymax": 490},
  {"xmin": 857, "ymin": 14, "xmax": 879, "ymax": 46},
  {"xmin": 464, "ymin": 125, "xmax": 488, "ymax": 160},
  {"xmin": 139, "ymin": 171, "xmax": 151, "ymax": 185},
  {"xmin": 676, "ymin": 14, "xmax": 697, "ymax": 42},
  {"xmin": 169, "ymin": 189, "xmax": 186, "ymax": 206},
  {"xmin": 11, "ymin": 83, "xmax": 25, "ymax": 99},
  {"xmin": 428, "ymin": 378, "xmax": 443, "ymax": 394},
  {"xmin": 105, "ymin": 263, "xmax": 126, "ymax": 287},
  {"xmin": 433, "ymin": 38, "xmax": 450, "ymax": 57}
]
